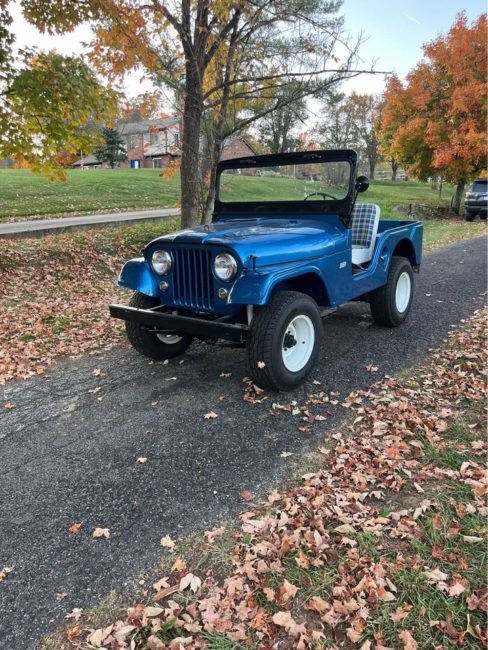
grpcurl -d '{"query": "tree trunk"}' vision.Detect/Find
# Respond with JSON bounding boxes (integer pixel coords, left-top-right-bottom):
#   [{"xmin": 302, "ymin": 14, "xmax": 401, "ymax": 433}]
[
  {"xmin": 391, "ymin": 158, "xmax": 398, "ymax": 181},
  {"xmin": 202, "ymin": 137, "xmax": 223, "ymax": 224},
  {"xmin": 369, "ymin": 162, "xmax": 375, "ymax": 180},
  {"xmin": 180, "ymin": 60, "xmax": 204, "ymax": 229},
  {"xmin": 452, "ymin": 180, "xmax": 465, "ymax": 215}
]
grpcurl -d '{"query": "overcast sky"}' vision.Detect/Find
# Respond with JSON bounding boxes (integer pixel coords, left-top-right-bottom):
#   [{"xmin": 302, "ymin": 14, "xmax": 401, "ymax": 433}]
[{"xmin": 8, "ymin": 0, "xmax": 487, "ymax": 105}]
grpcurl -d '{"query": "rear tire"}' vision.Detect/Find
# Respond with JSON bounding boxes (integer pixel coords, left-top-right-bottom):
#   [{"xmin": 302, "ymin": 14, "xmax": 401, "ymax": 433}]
[
  {"xmin": 247, "ymin": 291, "xmax": 323, "ymax": 391},
  {"xmin": 480, "ymin": 213, "xmax": 487, "ymax": 221},
  {"xmin": 125, "ymin": 292, "xmax": 193, "ymax": 360},
  {"xmin": 370, "ymin": 256, "xmax": 414, "ymax": 327}
]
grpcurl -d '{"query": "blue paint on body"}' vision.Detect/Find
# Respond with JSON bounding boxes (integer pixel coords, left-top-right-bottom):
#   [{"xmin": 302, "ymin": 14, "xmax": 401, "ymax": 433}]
[{"xmin": 118, "ymin": 214, "xmax": 423, "ymax": 313}]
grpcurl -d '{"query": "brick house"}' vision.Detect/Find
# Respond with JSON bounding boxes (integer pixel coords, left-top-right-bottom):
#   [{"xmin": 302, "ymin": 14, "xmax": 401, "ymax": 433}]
[
  {"xmin": 119, "ymin": 116, "xmax": 181, "ymax": 169},
  {"xmin": 219, "ymin": 136, "xmax": 256, "ymax": 161}
]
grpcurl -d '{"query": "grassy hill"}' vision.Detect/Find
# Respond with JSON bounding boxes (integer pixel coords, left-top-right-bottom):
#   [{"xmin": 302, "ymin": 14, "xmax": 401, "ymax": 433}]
[{"xmin": 0, "ymin": 168, "xmax": 180, "ymax": 221}]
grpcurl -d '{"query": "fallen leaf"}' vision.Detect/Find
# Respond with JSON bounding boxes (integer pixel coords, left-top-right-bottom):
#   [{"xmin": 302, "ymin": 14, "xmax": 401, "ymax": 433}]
[
  {"xmin": 203, "ymin": 411, "xmax": 218, "ymax": 419},
  {"xmin": 239, "ymin": 490, "xmax": 253, "ymax": 501},
  {"xmin": 160, "ymin": 535, "xmax": 176, "ymax": 551},
  {"xmin": 334, "ymin": 523, "xmax": 356, "ymax": 535},
  {"xmin": 92, "ymin": 527, "xmax": 110, "ymax": 539},
  {"xmin": 67, "ymin": 626, "xmax": 81, "ymax": 641},
  {"xmin": 390, "ymin": 603, "xmax": 412, "ymax": 624},
  {"xmin": 204, "ymin": 526, "xmax": 225, "ymax": 543},
  {"xmin": 257, "ymin": 361, "xmax": 266, "ymax": 368},
  {"xmin": 87, "ymin": 625, "xmax": 113, "ymax": 647},
  {"xmin": 65, "ymin": 607, "xmax": 83, "ymax": 621},
  {"xmin": 144, "ymin": 606, "xmax": 164, "ymax": 617},
  {"xmin": 136, "ymin": 456, "xmax": 147, "ymax": 464},
  {"xmin": 0, "ymin": 566, "xmax": 13, "ymax": 582},
  {"xmin": 153, "ymin": 577, "xmax": 169, "ymax": 591},
  {"xmin": 153, "ymin": 584, "xmax": 180, "ymax": 601},
  {"xmin": 448, "ymin": 579, "xmax": 465, "ymax": 597},
  {"xmin": 398, "ymin": 629, "xmax": 418, "ymax": 649},
  {"xmin": 280, "ymin": 451, "xmax": 293, "ymax": 458},
  {"xmin": 179, "ymin": 572, "xmax": 201, "ymax": 593},
  {"xmin": 463, "ymin": 535, "xmax": 483, "ymax": 544},
  {"xmin": 4, "ymin": 402, "xmax": 15, "ymax": 409},
  {"xmin": 69, "ymin": 522, "xmax": 81, "ymax": 534}
]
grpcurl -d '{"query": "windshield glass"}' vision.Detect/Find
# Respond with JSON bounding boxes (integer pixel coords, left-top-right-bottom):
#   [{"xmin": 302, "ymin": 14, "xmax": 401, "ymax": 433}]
[
  {"xmin": 218, "ymin": 159, "xmax": 351, "ymax": 203},
  {"xmin": 472, "ymin": 180, "xmax": 487, "ymax": 193}
]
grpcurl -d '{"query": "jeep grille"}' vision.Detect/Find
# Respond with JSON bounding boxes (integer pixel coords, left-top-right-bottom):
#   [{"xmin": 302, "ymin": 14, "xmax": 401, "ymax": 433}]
[{"xmin": 171, "ymin": 246, "xmax": 214, "ymax": 310}]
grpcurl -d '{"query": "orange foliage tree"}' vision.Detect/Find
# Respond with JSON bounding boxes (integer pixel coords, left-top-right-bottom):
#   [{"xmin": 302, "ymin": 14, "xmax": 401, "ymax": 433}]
[{"xmin": 379, "ymin": 12, "xmax": 487, "ymax": 213}]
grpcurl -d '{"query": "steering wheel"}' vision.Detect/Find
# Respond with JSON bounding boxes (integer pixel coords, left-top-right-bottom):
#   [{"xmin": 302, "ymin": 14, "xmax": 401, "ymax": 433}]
[{"xmin": 304, "ymin": 191, "xmax": 337, "ymax": 201}]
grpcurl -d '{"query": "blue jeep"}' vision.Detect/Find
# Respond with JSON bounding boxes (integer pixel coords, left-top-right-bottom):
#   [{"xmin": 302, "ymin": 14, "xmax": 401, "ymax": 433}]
[{"xmin": 110, "ymin": 150, "xmax": 423, "ymax": 390}]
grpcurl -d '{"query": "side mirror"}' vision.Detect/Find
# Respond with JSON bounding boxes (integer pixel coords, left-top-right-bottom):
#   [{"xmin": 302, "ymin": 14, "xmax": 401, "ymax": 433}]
[{"xmin": 355, "ymin": 175, "xmax": 369, "ymax": 193}]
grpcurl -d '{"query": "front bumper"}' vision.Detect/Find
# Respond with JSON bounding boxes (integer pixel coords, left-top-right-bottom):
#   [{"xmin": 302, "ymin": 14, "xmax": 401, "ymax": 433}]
[
  {"xmin": 465, "ymin": 201, "xmax": 487, "ymax": 214},
  {"xmin": 109, "ymin": 304, "xmax": 247, "ymax": 343}
]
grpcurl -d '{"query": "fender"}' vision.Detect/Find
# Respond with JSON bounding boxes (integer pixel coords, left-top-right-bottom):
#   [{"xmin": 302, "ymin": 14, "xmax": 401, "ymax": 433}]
[
  {"xmin": 118, "ymin": 257, "xmax": 160, "ymax": 297},
  {"xmin": 229, "ymin": 260, "xmax": 330, "ymax": 306}
]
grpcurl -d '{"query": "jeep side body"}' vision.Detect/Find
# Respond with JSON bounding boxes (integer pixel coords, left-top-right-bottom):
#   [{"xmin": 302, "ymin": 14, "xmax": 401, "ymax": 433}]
[{"xmin": 110, "ymin": 150, "xmax": 423, "ymax": 390}]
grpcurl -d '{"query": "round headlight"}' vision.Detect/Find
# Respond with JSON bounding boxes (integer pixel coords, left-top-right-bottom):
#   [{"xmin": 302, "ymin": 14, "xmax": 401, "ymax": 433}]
[
  {"xmin": 214, "ymin": 253, "xmax": 237, "ymax": 281},
  {"xmin": 151, "ymin": 249, "xmax": 172, "ymax": 275}
]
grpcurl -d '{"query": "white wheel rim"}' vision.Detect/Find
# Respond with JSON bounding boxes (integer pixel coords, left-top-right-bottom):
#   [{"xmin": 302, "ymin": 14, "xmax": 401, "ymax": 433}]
[
  {"xmin": 156, "ymin": 332, "xmax": 183, "ymax": 344},
  {"xmin": 282, "ymin": 315, "xmax": 315, "ymax": 372},
  {"xmin": 395, "ymin": 272, "xmax": 411, "ymax": 313}
]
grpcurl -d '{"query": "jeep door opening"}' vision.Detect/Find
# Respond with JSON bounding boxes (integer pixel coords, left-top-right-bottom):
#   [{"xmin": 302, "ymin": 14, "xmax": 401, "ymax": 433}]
[{"xmin": 110, "ymin": 149, "xmax": 423, "ymax": 391}]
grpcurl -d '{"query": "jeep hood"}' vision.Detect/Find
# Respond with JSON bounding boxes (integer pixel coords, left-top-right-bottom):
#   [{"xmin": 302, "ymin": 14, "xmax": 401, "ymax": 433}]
[{"xmin": 148, "ymin": 217, "xmax": 347, "ymax": 267}]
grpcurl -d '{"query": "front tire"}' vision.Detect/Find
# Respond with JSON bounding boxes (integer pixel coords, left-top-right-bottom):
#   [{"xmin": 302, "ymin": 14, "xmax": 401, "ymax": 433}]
[
  {"xmin": 464, "ymin": 212, "xmax": 475, "ymax": 222},
  {"xmin": 370, "ymin": 256, "xmax": 414, "ymax": 327},
  {"xmin": 125, "ymin": 292, "xmax": 193, "ymax": 360},
  {"xmin": 247, "ymin": 291, "xmax": 323, "ymax": 391}
]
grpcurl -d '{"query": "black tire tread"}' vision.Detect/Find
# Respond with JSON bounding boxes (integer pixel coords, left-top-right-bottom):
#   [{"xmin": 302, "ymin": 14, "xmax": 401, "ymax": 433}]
[
  {"xmin": 125, "ymin": 292, "xmax": 192, "ymax": 360},
  {"xmin": 247, "ymin": 291, "xmax": 322, "ymax": 391},
  {"xmin": 370, "ymin": 256, "xmax": 413, "ymax": 327}
]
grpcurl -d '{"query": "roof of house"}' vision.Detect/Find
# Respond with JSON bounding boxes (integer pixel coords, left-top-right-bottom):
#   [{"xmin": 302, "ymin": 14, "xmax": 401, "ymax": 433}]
[
  {"xmin": 222, "ymin": 135, "xmax": 258, "ymax": 155},
  {"xmin": 72, "ymin": 155, "xmax": 100, "ymax": 166},
  {"xmin": 119, "ymin": 116, "xmax": 180, "ymax": 136},
  {"xmin": 144, "ymin": 144, "xmax": 180, "ymax": 157}
]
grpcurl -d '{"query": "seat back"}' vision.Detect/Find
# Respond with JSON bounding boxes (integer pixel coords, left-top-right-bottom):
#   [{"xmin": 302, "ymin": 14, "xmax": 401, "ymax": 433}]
[{"xmin": 351, "ymin": 203, "xmax": 380, "ymax": 265}]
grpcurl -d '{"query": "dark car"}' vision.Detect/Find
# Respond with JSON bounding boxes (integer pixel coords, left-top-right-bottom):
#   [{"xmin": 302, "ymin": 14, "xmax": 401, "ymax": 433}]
[{"xmin": 464, "ymin": 178, "xmax": 488, "ymax": 221}]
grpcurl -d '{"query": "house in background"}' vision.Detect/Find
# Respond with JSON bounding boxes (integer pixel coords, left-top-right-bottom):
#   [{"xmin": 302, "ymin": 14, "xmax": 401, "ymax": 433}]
[
  {"xmin": 119, "ymin": 116, "xmax": 181, "ymax": 169},
  {"xmin": 72, "ymin": 116, "xmax": 257, "ymax": 169},
  {"xmin": 72, "ymin": 116, "xmax": 181, "ymax": 170}
]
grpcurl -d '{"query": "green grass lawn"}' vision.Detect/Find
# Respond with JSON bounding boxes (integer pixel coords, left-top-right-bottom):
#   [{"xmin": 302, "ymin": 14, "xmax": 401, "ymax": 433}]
[
  {"xmin": 0, "ymin": 168, "xmax": 180, "ymax": 220},
  {"xmin": 0, "ymin": 168, "xmax": 468, "ymax": 221}
]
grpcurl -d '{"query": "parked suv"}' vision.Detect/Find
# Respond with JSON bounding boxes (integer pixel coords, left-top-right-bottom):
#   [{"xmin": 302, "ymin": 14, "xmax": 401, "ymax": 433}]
[{"xmin": 464, "ymin": 178, "xmax": 488, "ymax": 221}]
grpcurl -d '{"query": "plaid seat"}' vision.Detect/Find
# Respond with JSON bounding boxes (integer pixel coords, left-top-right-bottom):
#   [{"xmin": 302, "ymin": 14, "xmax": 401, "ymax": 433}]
[{"xmin": 351, "ymin": 203, "xmax": 380, "ymax": 265}]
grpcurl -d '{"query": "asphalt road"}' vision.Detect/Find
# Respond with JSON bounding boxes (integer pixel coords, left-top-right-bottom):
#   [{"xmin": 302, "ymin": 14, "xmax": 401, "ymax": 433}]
[
  {"xmin": 1, "ymin": 236, "xmax": 486, "ymax": 649},
  {"xmin": 0, "ymin": 208, "xmax": 179, "ymax": 239}
]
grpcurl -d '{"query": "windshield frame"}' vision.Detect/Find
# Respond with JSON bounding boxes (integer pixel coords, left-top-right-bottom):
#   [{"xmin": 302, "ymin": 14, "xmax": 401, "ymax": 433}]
[{"xmin": 214, "ymin": 149, "xmax": 358, "ymax": 222}]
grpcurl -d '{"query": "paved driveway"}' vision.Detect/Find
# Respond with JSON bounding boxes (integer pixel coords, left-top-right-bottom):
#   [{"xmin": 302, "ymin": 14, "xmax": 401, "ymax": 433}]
[{"xmin": 0, "ymin": 236, "xmax": 486, "ymax": 649}]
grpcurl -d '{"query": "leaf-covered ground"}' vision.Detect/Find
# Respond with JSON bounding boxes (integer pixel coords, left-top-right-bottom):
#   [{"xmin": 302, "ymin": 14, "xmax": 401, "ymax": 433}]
[
  {"xmin": 38, "ymin": 308, "xmax": 487, "ymax": 650},
  {"xmin": 0, "ymin": 221, "xmax": 485, "ymax": 385},
  {"xmin": 0, "ymin": 220, "xmax": 178, "ymax": 384}
]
